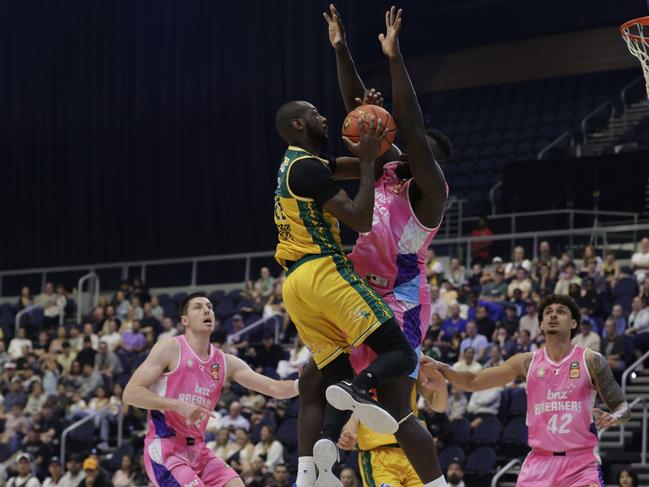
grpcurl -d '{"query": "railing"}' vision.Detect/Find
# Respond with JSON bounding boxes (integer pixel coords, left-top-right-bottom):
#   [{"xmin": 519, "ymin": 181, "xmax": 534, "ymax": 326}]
[
  {"xmin": 536, "ymin": 131, "xmax": 573, "ymax": 160},
  {"xmin": 461, "ymin": 209, "xmax": 638, "ymax": 248},
  {"xmin": 14, "ymin": 304, "xmax": 63, "ymax": 336},
  {"xmin": 60, "ymin": 405, "xmax": 124, "ymax": 466},
  {"xmin": 581, "ymin": 100, "xmax": 612, "ymax": 147},
  {"xmin": 77, "ymin": 272, "xmax": 100, "ymax": 323},
  {"xmin": 228, "ymin": 313, "xmax": 283, "ymax": 345},
  {"xmin": 489, "ymin": 180, "xmax": 502, "ymax": 215},
  {"xmin": 621, "ymin": 76, "xmax": 644, "ymax": 111},
  {"xmin": 1, "ymin": 221, "xmax": 648, "ymax": 297},
  {"xmin": 619, "ymin": 349, "xmax": 649, "ymax": 447},
  {"xmin": 490, "ymin": 458, "xmax": 521, "ymax": 487}
]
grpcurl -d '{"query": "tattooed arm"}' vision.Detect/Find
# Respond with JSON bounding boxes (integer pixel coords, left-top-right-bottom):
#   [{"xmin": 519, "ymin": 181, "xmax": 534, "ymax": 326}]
[{"xmin": 586, "ymin": 350, "xmax": 630, "ymax": 429}]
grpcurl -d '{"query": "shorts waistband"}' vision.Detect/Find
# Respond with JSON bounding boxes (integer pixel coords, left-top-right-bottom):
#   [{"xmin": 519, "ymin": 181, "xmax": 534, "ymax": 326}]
[
  {"xmin": 147, "ymin": 436, "xmax": 204, "ymax": 446},
  {"xmin": 532, "ymin": 447, "xmax": 593, "ymax": 457}
]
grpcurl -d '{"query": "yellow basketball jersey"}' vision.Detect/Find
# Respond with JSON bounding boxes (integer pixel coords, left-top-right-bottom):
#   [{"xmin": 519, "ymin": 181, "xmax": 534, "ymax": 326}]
[
  {"xmin": 274, "ymin": 146, "xmax": 343, "ymax": 270},
  {"xmin": 357, "ymin": 387, "xmax": 419, "ymax": 451}
]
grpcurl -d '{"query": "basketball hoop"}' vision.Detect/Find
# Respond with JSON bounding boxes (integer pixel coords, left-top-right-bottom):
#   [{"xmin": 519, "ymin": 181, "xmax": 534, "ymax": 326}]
[{"xmin": 621, "ymin": 16, "xmax": 649, "ymax": 99}]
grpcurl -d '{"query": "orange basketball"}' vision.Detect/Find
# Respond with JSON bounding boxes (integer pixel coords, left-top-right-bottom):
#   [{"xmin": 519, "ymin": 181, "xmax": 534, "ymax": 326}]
[{"xmin": 342, "ymin": 104, "xmax": 397, "ymax": 157}]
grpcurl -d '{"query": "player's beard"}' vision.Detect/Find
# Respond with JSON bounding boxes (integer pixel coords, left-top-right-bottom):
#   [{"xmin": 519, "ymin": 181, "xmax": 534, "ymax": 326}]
[{"xmin": 306, "ymin": 122, "xmax": 328, "ymax": 146}]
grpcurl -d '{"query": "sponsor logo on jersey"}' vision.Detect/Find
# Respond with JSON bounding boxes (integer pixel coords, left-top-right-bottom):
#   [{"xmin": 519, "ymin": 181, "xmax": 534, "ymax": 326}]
[
  {"xmin": 537, "ymin": 367, "xmax": 545, "ymax": 377},
  {"xmin": 570, "ymin": 361, "xmax": 580, "ymax": 379},
  {"xmin": 186, "ymin": 359, "xmax": 193, "ymax": 369},
  {"xmin": 211, "ymin": 363, "xmax": 220, "ymax": 381}
]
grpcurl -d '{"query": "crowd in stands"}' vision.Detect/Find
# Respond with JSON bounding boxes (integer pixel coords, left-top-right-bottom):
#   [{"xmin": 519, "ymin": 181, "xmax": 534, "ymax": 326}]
[{"xmin": 0, "ymin": 234, "xmax": 648, "ymax": 486}]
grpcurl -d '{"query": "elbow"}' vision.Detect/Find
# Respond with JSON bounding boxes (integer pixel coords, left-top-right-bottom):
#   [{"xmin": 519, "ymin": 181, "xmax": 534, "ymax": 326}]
[{"xmin": 122, "ymin": 385, "xmax": 135, "ymax": 406}]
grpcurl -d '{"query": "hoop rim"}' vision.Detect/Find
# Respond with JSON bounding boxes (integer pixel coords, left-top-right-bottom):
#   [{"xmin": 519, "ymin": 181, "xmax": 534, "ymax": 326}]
[{"xmin": 621, "ymin": 16, "xmax": 649, "ymax": 42}]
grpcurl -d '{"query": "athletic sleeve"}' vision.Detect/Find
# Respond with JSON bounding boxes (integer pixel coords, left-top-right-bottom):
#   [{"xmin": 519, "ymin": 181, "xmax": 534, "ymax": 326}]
[{"xmin": 288, "ymin": 157, "xmax": 341, "ymax": 206}]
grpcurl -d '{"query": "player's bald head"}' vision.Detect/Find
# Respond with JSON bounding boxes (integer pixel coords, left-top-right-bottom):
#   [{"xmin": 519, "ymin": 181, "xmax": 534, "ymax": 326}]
[{"xmin": 275, "ymin": 101, "xmax": 310, "ymax": 142}]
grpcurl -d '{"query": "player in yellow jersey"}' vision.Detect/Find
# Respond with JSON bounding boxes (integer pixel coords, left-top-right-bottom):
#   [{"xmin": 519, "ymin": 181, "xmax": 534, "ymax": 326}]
[
  {"xmin": 338, "ymin": 368, "xmax": 448, "ymax": 487},
  {"xmin": 274, "ymin": 17, "xmax": 440, "ymax": 487}
]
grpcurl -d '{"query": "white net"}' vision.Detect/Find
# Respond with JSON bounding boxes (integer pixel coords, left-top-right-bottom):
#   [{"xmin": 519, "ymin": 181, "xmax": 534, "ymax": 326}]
[{"xmin": 622, "ymin": 18, "xmax": 649, "ymax": 99}]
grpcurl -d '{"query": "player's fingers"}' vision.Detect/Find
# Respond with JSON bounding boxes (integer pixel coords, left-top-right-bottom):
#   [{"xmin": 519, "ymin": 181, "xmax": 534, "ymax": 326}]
[
  {"xmin": 342, "ymin": 136, "xmax": 357, "ymax": 151},
  {"xmin": 378, "ymin": 33, "xmax": 385, "ymax": 44},
  {"xmin": 390, "ymin": 6, "xmax": 396, "ymax": 26},
  {"xmin": 323, "ymin": 12, "xmax": 332, "ymax": 24},
  {"xmin": 395, "ymin": 16, "xmax": 402, "ymax": 34},
  {"xmin": 366, "ymin": 116, "xmax": 376, "ymax": 137},
  {"xmin": 354, "ymin": 97, "xmax": 363, "ymax": 106}
]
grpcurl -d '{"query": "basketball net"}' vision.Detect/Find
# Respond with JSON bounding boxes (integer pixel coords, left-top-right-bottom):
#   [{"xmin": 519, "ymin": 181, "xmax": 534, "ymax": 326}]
[{"xmin": 621, "ymin": 17, "xmax": 649, "ymax": 99}]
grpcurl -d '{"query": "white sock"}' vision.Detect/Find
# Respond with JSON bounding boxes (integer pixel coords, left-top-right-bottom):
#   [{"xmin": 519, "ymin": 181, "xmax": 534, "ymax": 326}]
[
  {"xmin": 424, "ymin": 476, "xmax": 448, "ymax": 487},
  {"xmin": 296, "ymin": 456, "xmax": 316, "ymax": 487}
]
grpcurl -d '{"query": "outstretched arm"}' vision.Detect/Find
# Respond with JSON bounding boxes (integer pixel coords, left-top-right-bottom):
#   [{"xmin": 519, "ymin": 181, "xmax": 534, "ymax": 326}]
[
  {"xmin": 225, "ymin": 354, "xmax": 298, "ymax": 400},
  {"xmin": 323, "ymin": 4, "xmax": 364, "ymax": 112},
  {"xmin": 380, "ymin": 7, "xmax": 447, "ymax": 227},
  {"xmin": 586, "ymin": 350, "xmax": 630, "ymax": 429},
  {"xmin": 420, "ymin": 353, "xmax": 532, "ymax": 392},
  {"xmin": 324, "ymin": 5, "xmax": 399, "ymax": 180}
]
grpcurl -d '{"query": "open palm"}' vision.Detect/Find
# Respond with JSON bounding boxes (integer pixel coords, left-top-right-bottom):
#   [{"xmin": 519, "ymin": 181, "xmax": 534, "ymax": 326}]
[
  {"xmin": 378, "ymin": 6, "xmax": 402, "ymax": 58},
  {"xmin": 323, "ymin": 4, "xmax": 346, "ymax": 49}
]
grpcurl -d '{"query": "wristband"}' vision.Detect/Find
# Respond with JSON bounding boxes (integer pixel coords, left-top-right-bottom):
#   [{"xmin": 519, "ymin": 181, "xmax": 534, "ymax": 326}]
[{"xmin": 293, "ymin": 379, "xmax": 300, "ymax": 395}]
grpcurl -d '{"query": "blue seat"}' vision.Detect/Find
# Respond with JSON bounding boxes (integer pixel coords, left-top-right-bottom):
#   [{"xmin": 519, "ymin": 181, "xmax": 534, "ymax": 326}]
[
  {"xmin": 470, "ymin": 415, "xmax": 502, "ymax": 448},
  {"xmin": 156, "ymin": 293, "xmax": 170, "ymax": 305},
  {"xmin": 463, "ymin": 446, "xmax": 496, "ymax": 485},
  {"xmin": 162, "ymin": 301, "xmax": 177, "ymax": 319},
  {"xmin": 215, "ymin": 299, "xmax": 234, "ymax": 320},
  {"xmin": 499, "ymin": 417, "xmax": 529, "ymax": 458},
  {"xmin": 508, "ymin": 387, "xmax": 527, "ymax": 417},
  {"xmin": 171, "ymin": 292, "xmax": 188, "ymax": 306},
  {"xmin": 275, "ymin": 418, "xmax": 298, "ymax": 453},
  {"xmin": 208, "ymin": 290, "xmax": 226, "ymax": 304},
  {"xmin": 438, "ymin": 446, "xmax": 466, "ymax": 471},
  {"xmin": 449, "ymin": 418, "xmax": 471, "ymax": 449}
]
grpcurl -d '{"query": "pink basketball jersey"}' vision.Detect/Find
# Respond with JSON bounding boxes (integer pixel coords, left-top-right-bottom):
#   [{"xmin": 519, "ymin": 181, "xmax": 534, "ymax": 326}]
[
  {"xmin": 348, "ymin": 162, "xmax": 444, "ymax": 347},
  {"xmin": 525, "ymin": 345, "xmax": 599, "ymax": 453},
  {"xmin": 146, "ymin": 335, "xmax": 225, "ymax": 442}
]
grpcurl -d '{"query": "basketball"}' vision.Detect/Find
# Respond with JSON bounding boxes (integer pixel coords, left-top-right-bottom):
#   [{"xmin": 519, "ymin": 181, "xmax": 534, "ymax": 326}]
[{"xmin": 342, "ymin": 104, "xmax": 397, "ymax": 156}]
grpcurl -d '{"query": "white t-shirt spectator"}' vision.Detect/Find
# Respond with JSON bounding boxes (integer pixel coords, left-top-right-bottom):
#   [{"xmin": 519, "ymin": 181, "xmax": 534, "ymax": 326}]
[
  {"xmin": 632, "ymin": 249, "xmax": 649, "ymax": 283},
  {"xmin": 467, "ymin": 387, "xmax": 502, "ymax": 416},
  {"xmin": 100, "ymin": 332, "xmax": 121, "ymax": 352},
  {"xmin": 519, "ymin": 314, "xmax": 540, "ymax": 341},
  {"xmin": 572, "ymin": 332, "xmax": 601, "ymax": 353},
  {"xmin": 460, "ymin": 335, "xmax": 488, "ymax": 358},
  {"xmin": 58, "ymin": 470, "xmax": 85, "ymax": 487},
  {"xmin": 220, "ymin": 413, "xmax": 250, "ymax": 431},
  {"xmin": 8, "ymin": 338, "xmax": 32, "ymax": 360},
  {"xmin": 252, "ymin": 440, "xmax": 284, "ymax": 470},
  {"xmin": 8, "ymin": 475, "xmax": 41, "ymax": 487},
  {"xmin": 452, "ymin": 360, "xmax": 482, "ymax": 374}
]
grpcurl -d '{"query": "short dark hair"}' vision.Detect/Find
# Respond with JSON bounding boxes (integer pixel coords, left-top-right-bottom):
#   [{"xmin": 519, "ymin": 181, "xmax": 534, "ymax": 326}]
[
  {"xmin": 426, "ymin": 128, "xmax": 453, "ymax": 161},
  {"xmin": 180, "ymin": 292, "xmax": 209, "ymax": 317},
  {"xmin": 538, "ymin": 294, "xmax": 581, "ymax": 337}
]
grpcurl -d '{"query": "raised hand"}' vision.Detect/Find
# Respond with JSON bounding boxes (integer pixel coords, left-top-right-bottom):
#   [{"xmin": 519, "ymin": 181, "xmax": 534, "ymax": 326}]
[
  {"xmin": 342, "ymin": 116, "xmax": 387, "ymax": 162},
  {"xmin": 354, "ymin": 88, "xmax": 384, "ymax": 108},
  {"xmin": 323, "ymin": 4, "xmax": 346, "ymax": 50},
  {"xmin": 378, "ymin": 6, "xmax": 402, "ymax": 59}
]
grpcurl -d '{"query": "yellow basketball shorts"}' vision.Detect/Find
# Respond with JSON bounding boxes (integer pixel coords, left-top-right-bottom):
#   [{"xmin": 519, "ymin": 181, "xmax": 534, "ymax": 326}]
[
  {"xmin": 282, "ymin": 254, "xmax": 394, "ymax": 369},
  {"xmin": 359, "ymin": 446, "xmax": 423, "ymax": 487}
]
